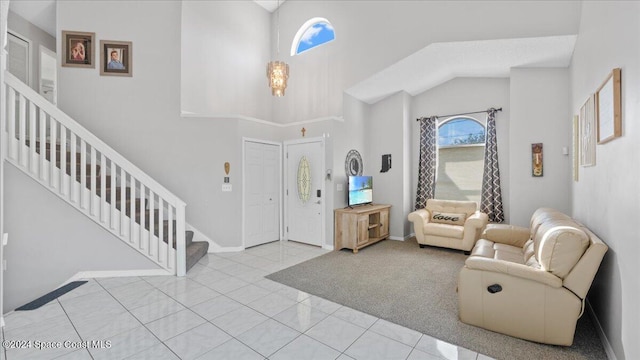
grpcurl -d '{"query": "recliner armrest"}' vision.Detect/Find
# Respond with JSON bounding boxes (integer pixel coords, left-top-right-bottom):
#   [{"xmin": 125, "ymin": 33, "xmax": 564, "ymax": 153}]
[
  {"xmin": 465, "ymin": 257, "xmax": 562, "ymax": 288},
  {"xmin": 408, "ymin": 209, "xmax": 431, "ymax": 225},
  {"xmin": 464, "ymin": 211, "xmax": 488, "ymax": 230},
  {"xmin": 481, "ymin": 224, "xmax": 530, "ymax": 248}
]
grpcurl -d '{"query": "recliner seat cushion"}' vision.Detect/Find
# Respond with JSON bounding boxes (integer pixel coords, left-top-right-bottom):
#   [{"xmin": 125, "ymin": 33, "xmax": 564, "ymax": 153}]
[{"xmin": 424, "ymin": 223, "xmax": 464, "ymax": 239}]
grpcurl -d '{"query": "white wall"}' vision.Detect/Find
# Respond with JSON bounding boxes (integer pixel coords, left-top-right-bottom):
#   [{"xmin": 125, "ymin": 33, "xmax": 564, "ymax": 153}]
[
  {"xmin": 570, "ymin": 2, "xmax": 640, "ymax": 359},
  {"xmin": 181, "ymin": 1, "xmax": 271, "ymax": 120},
  {"xmin": 509, "ymin": 68, "xmax": 571, "ymax": 226},
  {"xmin": 411, "ymin": 78, "xmax": 511, "ymax": 221},
  {"xmin": 3, "ymin": 165, "xmax": 159, "ymax": 313},
  {"xmin": 367, "ymin": 92, "xmax": 411, "ymax": 239}
]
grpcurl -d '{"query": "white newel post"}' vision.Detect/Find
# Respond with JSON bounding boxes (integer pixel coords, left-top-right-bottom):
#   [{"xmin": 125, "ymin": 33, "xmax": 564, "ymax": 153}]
[{"xmin": 176, "ymin": 203, "xmax": 186, "ymax": 276}]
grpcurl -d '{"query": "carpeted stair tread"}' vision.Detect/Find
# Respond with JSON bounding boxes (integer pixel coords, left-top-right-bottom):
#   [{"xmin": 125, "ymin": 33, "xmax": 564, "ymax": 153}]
[{"xmin": 186, "ymin": 240, "xmax": 209, "ymax": 272}]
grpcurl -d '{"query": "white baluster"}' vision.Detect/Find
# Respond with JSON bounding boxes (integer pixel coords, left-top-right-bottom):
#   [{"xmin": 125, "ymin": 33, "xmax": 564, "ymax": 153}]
[
  {"xmin": 49, "ymin": 119, "xmax": 57, "ymax": 189},
  {"xmin": 100, "ymin": 153, "xmax": 106, "ymax": 221},
  {"xmin": 120, "ymin": 167, "xmax": 126, "ymax": 237},
  {"xmin": 110, "ymin": 161, "xmax": 116, "ymax": 229},
  {"xmin": 130, "ymin": 178, "xmax": 136, "ymax": 244},
  {"xmin": 59, "ymin": 124, "xmax": 67, "ymax": 195},
  {"xmin": 139, "ymin": 184, "xmax": 146, "ymax": 251},
  {"xmin": 90, "ymin": 147, "xmax": 97, "ymax": 215},
  {"xmin": 158, "ymin": 199, "xmax": 164, "ymax": 263},
  {"xmin": 18, "ymin": 94, "xmax": 26, "ymax": 166},
  {"xmin": 167, "ymin": 206, "xmax": 174, "ymax": 266},
  {"xmin": 149, "ymin": 191, "xmax": 155, "ymax": 257},
  {"xmin": 39, "ymin": 109, "xmax": 46, "ymax": 180},
  {"xmin": 69, "ymin": 133, "xmax": 77, "ymax": 201},
  {"xmin": 28, "ymin": 102, "xmax": 36, "ymax": 173},
  {"xmin": 80, "ymin": 139, "xmax": 86, "ymax": 208}
]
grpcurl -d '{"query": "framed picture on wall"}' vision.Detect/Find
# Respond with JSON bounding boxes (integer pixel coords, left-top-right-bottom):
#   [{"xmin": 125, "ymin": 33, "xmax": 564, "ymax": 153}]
[
  {"xmin": 100, "ymin": 40, "xmax": 132, "ymax": 77},
  {"xmin": 579, "ymin": 94, "xmax": 596, "ymax": 167},
  {"xmin": 596, "ymin": 68, "xmax": 622, "ymax": 144},
  {"xmin": 572, "ymin": 115, "xmax": 579, "ymax": 181},
  {"xmin": 61, "ymin": 30, "xmax": 95, "ymax": 68}
]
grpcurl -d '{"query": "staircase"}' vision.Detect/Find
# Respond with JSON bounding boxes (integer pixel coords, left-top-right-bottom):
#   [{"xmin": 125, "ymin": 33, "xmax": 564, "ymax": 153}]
[{"xmin": 3, "ymin": 72, "xmax": 208, "ymax": 275}]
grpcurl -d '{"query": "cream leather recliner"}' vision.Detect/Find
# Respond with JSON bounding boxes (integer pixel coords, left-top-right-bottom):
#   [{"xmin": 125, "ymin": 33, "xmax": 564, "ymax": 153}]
[
  {"xmin": 458, "ymin": 208, "xmax": 608, "ymax": 346},
  {"xmin": 408, "ymin": 199, "xmax": 488, "ymax": 253}
]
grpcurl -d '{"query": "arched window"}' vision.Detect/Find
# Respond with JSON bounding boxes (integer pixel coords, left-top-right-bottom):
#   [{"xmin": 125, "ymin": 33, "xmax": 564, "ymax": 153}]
[
  {"xmin": 435, "ymin": 117, "xmax": 485, "ymax": 202},
  {"xmin": 291, "ymin": 17, "xmax": 335, "ymax": 56},
  {"xmin": 438, "ymin": 117, "xmax": 486, "ymax": 146}
]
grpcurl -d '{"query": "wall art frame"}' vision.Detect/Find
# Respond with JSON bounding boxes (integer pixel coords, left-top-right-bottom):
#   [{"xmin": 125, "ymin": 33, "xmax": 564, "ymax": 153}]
[
  {"xmin": 100, "ymin": 40, "xmax": 132, "ymax": 77},
  {"xmin": 572, "ymin": 115, "xmax": 579, "ymax": 181},
  {"xmin": 531, "ymin": 143, "xmax": 543, "ymax": 177},
  {"xmin": 61, "ymin": 30, "xmax": 95, "ymax": 68},
  {"xmin": 596, "ymin": 68, "xmax": 622, "ymax": 144},
  {"xmin": 579, "ymin": 94, "xmax": 596, "ymax": 167}
]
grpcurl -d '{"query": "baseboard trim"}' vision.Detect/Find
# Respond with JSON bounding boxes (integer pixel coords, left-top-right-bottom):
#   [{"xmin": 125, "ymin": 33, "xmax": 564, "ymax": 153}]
[
  {"xmin": 186, "ymin": 223, "xmax": 243, "ymax": 253},
  {"xmin": 389, "ymin": 236, "xmax": 405, "ymax": 241},
  {"xmin": 322, "ymin": 244, "xmax": 335, "ymax": 251},
  {"xmin": 64, "ymin": 269, "xmax": 173, "ymax": 285},
  {"xmin": 586, "ymin": 299, "xmax": 617, "ymax": 360},
  {"xmin": 212, "ymin": 246, "xmax": 245, "ymax": 253}
]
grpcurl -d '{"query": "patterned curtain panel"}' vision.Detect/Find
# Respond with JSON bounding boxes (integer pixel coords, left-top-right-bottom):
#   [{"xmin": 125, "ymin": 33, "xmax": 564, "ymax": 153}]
[
  {"xmin": 481, "ymin": 108, "xmax": 505, "ymax": 222},
  {"xmin": 415, "ymin": 117, "xmax": 438, "ymax": 210}
]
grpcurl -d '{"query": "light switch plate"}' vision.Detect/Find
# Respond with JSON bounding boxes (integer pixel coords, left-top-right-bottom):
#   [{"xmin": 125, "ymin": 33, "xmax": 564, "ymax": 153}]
[{"xmin": 222, "ymin": 184, "xmax": 232, "ymax": 192}]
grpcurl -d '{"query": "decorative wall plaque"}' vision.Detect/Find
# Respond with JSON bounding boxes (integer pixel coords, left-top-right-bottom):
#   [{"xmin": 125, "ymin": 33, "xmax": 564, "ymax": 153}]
[{"xmin": 344, "ymin": 149, "xmax": 363, "ymax": 177}]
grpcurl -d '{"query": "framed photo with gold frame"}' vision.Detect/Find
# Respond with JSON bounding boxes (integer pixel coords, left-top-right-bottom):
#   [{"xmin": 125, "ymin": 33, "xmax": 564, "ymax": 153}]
[
  {"xmin": 100, "ymin": 40, "xmax": 132, "ymax": 77},
  {"xmin": 61, "ymin": 30, "xmax": 95, "ymax": 68},
  {"xmin": 596, "ymin": 68, "xmax": 622, "ymax": 144}
]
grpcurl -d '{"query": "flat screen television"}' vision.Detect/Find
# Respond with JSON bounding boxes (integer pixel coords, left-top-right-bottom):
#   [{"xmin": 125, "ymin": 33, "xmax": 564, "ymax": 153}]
[{"xmin": 348, "ymin": 175, "xmax": 373, "ymax": 207}]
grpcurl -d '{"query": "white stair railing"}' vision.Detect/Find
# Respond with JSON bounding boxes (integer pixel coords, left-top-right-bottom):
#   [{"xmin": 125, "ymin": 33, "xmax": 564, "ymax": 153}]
[{"xmin": 3, "ymin": 72, "xmax": 187, "ymax": 276}]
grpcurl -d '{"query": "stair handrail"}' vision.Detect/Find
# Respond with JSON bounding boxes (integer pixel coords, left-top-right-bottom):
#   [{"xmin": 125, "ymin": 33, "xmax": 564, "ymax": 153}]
[{"xmin": 3, "ymin": 71, "xmax": 186, "ymax": 209}]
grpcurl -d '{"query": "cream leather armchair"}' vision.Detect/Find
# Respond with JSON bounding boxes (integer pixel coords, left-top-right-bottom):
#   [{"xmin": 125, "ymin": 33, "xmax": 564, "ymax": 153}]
[
  {"xmin": 458, "ymin": 208, "xmax": 608, "ymax": 346},
  {"xmin": 408, "ymin": 199, "xmax": 488, "ymax": 253}
]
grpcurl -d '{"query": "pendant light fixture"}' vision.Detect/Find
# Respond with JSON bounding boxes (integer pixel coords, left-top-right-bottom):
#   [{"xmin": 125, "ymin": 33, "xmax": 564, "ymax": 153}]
[{"xmin": 266, "ymin": 0, "xmax": 289, "ymax": 96}]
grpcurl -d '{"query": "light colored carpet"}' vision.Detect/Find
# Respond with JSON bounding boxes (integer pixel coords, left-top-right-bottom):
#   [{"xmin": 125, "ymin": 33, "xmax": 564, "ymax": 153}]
[{"xmin": 266, "ymin": 237, "xmax": 606, "ymax": 360}]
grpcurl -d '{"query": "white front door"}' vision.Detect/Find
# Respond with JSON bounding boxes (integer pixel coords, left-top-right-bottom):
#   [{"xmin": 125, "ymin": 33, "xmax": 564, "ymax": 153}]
[
  {"xmin": 286, "ymin": 139, "xmax": 324, "ymax": 246},
  {"xmin": 244, "ymin": 141, "xmax": 280, "ymax": 248}
]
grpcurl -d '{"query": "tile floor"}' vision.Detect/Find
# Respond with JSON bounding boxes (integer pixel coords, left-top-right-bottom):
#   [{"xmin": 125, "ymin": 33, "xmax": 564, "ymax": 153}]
[{"xmin": 1, "ymin": 240, "xmax": 493, "ymax": 360}]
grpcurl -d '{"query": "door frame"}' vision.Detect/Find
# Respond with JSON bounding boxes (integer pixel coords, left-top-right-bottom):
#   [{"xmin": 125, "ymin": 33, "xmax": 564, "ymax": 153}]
[
  {"xmin": 39, "ymin": 45, "xmax": 57, "ymax": 104},
  {"xmin": 241, "ymin": 138, "xmax": 283, "ymax": 249},
  {"xmin": 283, "ymin": 136, "xmax": 326, "ymax": 248}
]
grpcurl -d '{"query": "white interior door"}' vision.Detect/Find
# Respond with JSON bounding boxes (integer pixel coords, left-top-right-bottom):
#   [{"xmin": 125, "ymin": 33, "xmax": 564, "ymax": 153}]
[
  {"xmin": 244, "ymin": 141, "xmax": 280, "ymax": 248},
  {"xmin": 39, "ymin": 45, "xmax": 56, "ymax": 104},
  {"xmin": 286, "ymin": 139, "xmax": 323, "ymax": 246}
]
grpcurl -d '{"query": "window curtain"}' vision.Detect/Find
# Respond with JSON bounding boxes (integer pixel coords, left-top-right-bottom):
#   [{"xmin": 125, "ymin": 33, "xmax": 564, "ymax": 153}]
[
  {"xmin": 480, "ymin": 108, "xmax": 504, "ymax": 222},
  {"xmin": 415, "ymin": 116, "xmax": 438, "ymax": 210}
]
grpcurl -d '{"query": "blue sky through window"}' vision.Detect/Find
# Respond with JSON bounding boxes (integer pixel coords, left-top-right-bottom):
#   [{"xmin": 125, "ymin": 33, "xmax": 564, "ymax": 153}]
[
  {"xmin": 296, "ymin": 22, "xmax": 335, "ymax": 54},
  {"xmin": 438, "ymin": 118, "xmax": 485, "ymax": 146}
]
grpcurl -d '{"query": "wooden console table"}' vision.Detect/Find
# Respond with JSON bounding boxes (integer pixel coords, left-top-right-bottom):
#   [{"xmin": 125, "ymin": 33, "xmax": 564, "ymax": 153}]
[{"xmin": 334, "ymin": 204, "xmax": 391, "ymax": 253}]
